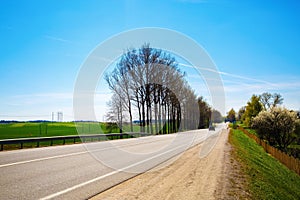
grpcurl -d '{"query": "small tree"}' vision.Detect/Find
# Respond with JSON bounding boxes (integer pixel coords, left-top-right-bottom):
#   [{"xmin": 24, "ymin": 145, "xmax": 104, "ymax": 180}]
[
  {"xmin": 252, "ymin": 107, "xmax": 298, "ymax": 151},
  {"xmin": 105, "ymin": 94, "xmax": 126, "ymax": 133},
  {"xmin": 226, "ymin": 108, "xmax": 236, "ymax": 123},
  {"xmin": 237, "ymin": 106, "xmax": 246, "ymax": 122}
]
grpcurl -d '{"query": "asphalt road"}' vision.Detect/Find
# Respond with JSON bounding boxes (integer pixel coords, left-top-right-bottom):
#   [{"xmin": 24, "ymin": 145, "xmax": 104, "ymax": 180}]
[{"xmin": 0, "ymin": 125, "xmax": 225, "ymax": 200}]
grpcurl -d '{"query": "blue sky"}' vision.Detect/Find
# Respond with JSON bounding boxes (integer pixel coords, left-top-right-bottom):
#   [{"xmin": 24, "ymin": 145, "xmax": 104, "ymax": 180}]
[{"xmin": 1, "ymin": 0, "xmax": 300, "ymax": 121}]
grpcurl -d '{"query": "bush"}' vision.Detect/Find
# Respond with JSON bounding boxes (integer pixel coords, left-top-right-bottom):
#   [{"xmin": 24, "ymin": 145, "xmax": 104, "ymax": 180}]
[{"xmin": 252, "ymin": 107, "xmax": 299, "ymax": 151}]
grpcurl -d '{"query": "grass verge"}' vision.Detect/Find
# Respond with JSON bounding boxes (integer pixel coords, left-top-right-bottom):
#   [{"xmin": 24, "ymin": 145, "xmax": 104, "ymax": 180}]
[{"xmin": 229, "ymin": 128, "xmax": 300, "ymax": 200}]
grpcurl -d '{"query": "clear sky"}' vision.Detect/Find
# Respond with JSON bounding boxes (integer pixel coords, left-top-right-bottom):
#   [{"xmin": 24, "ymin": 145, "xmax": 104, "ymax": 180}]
[{"xmin": 1, "ymin": 0, "xmax": 300, "ymax": 121}]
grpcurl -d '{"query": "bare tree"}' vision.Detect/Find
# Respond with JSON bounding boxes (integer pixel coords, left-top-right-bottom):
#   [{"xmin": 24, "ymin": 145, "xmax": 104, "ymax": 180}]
[
  {"xmin": 105, "ymin": 93, "xmax": 126, "ymax": 133},
  {"xmin": 272, "ymin": 93, "xmax": 284, "ymax": 108},
  {"xmin": 105, "ymin": 44, "xmax": 210, "ymax": 134},
  {"xmin": 260, "ymin": 92, "xmax": 283, "ymax": 110}
]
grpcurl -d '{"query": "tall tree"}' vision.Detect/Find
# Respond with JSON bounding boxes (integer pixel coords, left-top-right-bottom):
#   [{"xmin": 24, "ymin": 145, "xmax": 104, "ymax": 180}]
[
  {"xmin": 198, "ymin": 97, "xmax": 211, "ymax": 129},
  {"xmin": 259, "ymin": 92, "xmax": 284, "ymax": 110},
  {"xmin": 244, "ymin": 95, "xmax": 263, "ymax": 126},
  {"xmin": 272, "ymin": 93, "xmax": 284, "ymax": 108},
  {"xmin": 105, "ymin": 60, "xmax": 134, "ymax": 132},
  {"xmin": 105, "ymin": 44, "xmax": 204, "ymax": 134}
]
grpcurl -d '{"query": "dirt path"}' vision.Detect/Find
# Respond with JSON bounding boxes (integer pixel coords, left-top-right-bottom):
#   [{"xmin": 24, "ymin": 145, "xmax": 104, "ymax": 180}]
[{"xmin": 91, "ymin": 129, "xmax": 245, "ymax": 200}]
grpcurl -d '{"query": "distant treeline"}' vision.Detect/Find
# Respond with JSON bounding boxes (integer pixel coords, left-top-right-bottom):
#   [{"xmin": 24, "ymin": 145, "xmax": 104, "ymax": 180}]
[{"xmin": 0, "ymin": 120, "xmax": 51, "ymax": 124}]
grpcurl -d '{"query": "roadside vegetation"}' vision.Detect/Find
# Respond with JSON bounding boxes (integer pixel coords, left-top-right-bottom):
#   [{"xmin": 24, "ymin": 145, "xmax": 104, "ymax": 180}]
[
  {"xmin": 229, "ymin": 128, "xmax": 300, "ymax": 199},
  {"xmin": 228, "ymin": 92, "xmax": 300, "ymax": 158}
]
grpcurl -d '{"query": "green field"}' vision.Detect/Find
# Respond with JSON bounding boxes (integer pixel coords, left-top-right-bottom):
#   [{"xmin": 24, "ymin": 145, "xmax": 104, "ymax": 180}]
[
  {"xmin": 0, "ymin": 121, "xmax": 182, "ymax": 140},
  {"xmin": 0, "ymin": 122, "xmax": 155, "ymax": 140},
  {"xmin": 0, "ymin": 122, "xmax": 121, "ymax": 140},
  {"xmin": 229, "ymin": 128, "xmax": 300, "ymax": 199},
  {"xmin": 0, "ymin": 122, "xmax": 178, "ymax": 151}
]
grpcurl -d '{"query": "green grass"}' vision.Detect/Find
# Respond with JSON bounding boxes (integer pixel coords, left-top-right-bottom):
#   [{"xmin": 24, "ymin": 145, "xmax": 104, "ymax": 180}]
[
  {"xmin": 244, "ymin": 128, "xmax": 258, "ymax": 136},
  {"xmin": 0, "ymin": 122, "xmax": 165, "ymax": 140},
  {"xmin": 0, "ymin": 122, "xmax": 122, "ymax": 140},
  {"xmin": 0, "ymin": 122, "xmax": 180, "ymax": 150},
  {"xmin": 0, "ymin": 122, "xmax": 135, "ymax": 150},
  {"xmin": 0, "ymin": 121, "xmax": 180, "ymax": 140},
  {"xmin": 229, "ymin": 128, "xmax": 300, "ymax": 200}
]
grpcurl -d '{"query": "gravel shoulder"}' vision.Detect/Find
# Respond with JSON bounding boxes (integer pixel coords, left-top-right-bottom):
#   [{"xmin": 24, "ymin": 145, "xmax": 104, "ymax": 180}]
[{"xmin": 91, "ymin": 129, "xmax": 245, "ymax": 200}]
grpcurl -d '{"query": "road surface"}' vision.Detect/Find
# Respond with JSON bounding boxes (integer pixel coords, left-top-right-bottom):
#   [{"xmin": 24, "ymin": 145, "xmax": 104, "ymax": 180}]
[
  {"xmin": 92, "ymin": 128, "xmax": 234, "ymax": 200},
  {"xmin": 0, "ymin": 125, "xmax": 225, "ymax": 200}
]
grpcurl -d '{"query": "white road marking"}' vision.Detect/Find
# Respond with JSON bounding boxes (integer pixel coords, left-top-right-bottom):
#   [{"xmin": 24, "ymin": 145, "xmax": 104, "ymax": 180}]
[
  {"xmin": 0, "ymin": 151, "xmax": 88, "ymax": 168},
  {"xmin": 40, "ymin": 143, "xmax": 187, "ymax": 200},
  {"xmin": 0, "ymin": 135, "xmax": 180, "ymax": 168}
]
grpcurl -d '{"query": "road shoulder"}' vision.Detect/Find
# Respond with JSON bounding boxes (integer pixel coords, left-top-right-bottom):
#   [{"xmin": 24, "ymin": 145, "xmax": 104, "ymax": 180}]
[{"xmin": 91, "ymin": 129, "xmax": 244, "ymax": 200}]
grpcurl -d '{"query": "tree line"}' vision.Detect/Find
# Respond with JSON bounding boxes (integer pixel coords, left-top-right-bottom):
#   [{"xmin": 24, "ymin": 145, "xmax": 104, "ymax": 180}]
[
  {"xmin": 227, "ymin": 92, "xmax": 300, "ymax": 157},
  {"xmin": 105, "ymin": 44, "xmax": 218, "ymax": 134}
]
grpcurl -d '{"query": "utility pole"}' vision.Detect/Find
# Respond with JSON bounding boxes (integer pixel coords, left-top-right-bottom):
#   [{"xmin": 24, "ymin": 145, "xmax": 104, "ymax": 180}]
[{"xmin": 57, "ymin": 112, "xmax": 63, "ymax": 122}]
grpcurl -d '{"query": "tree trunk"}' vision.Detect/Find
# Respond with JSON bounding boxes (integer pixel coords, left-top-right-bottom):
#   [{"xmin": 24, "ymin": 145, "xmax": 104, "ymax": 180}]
[
  {"xmin": 128, "ymin": 96, "xmax": 133, "ymax": 132},
  {"xmin": 167, "ymin": 104, "xmax": 170, "ymax": 134},
  {"xmin": 154, "ymin": 99, "xmax": 158, "ymax": 134},
  {"xmin": 141, "ymin": 98, "xmax": 146, "ymax": 133},
  {"xmin": 159, "ymin": 98, "xmax": 162, "ymax": 134},
  {"xmin": 136, "ymin": 94, "xmax": 142, "ymax": 133}
]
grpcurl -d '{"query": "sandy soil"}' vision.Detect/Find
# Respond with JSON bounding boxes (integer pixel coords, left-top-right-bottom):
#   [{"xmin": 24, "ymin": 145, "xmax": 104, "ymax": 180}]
[{"xmin": 91, "ymin": 129, "xmax": 249, "ymax": 200}]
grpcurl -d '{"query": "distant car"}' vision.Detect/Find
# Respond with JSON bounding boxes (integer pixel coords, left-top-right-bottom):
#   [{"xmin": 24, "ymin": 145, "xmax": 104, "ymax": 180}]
[{"xmin": 209, "ymin": 125, "xmax": 215, "ymax": 131}]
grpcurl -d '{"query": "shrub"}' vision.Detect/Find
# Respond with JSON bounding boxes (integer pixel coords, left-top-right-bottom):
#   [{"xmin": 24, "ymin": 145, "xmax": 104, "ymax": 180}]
[{"xmin": 252, "ymin": 107, "xmax": 299, "ymax": 151}]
